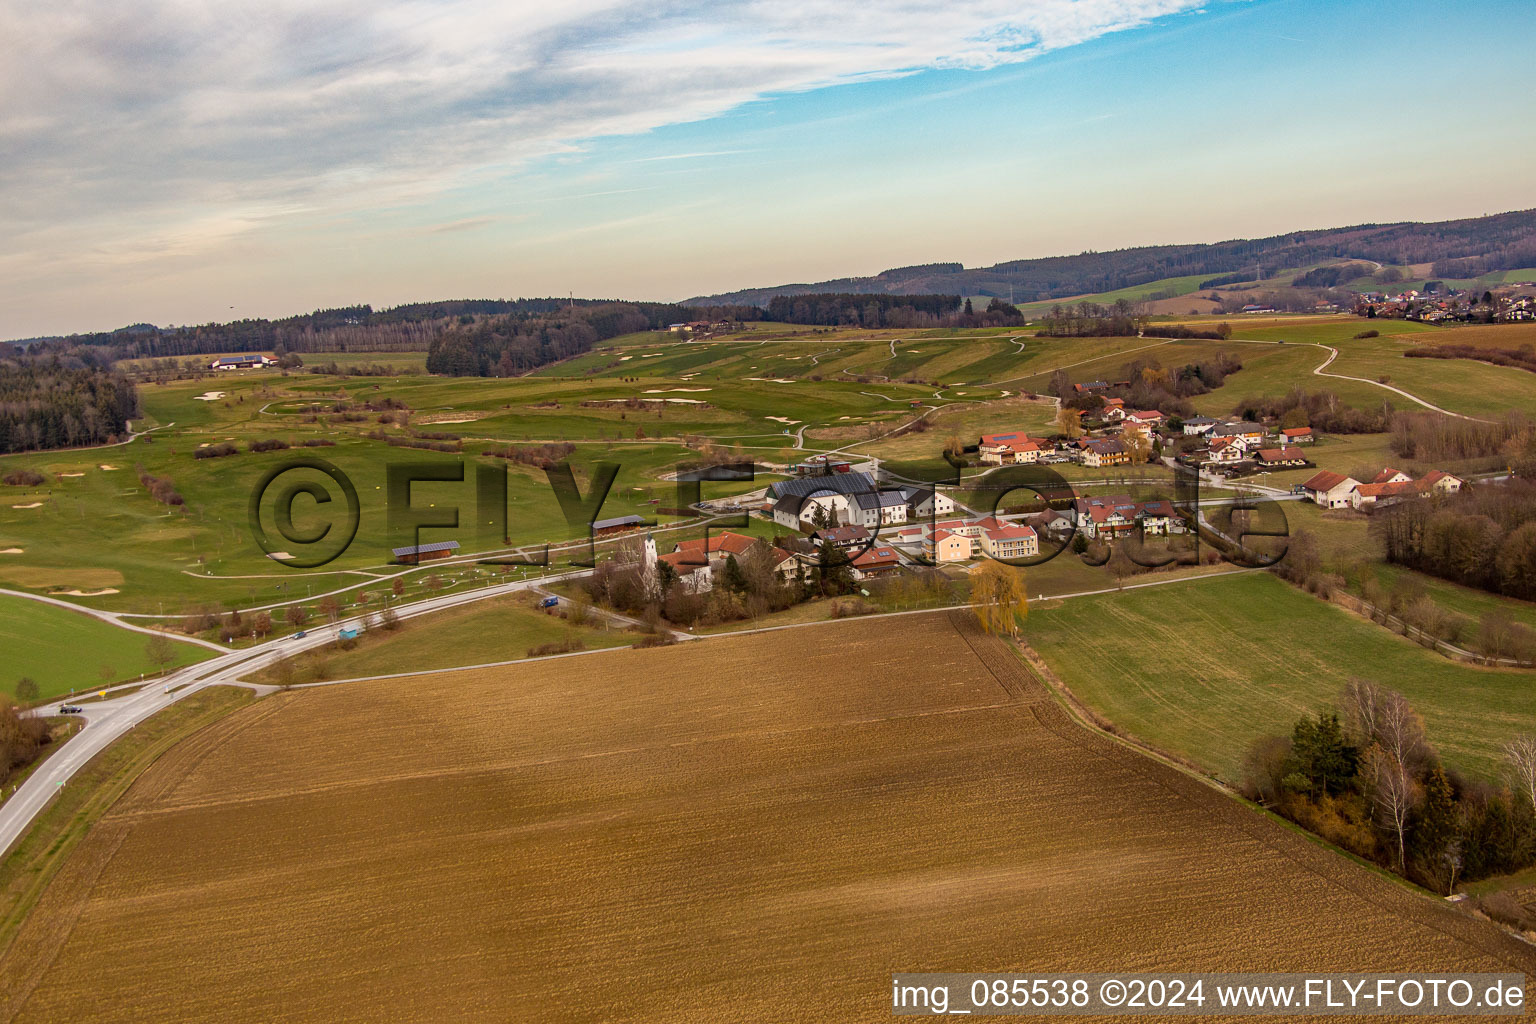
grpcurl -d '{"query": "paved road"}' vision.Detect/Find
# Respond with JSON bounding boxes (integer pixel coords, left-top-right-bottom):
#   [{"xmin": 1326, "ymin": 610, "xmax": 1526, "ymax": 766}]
[
  {"xmin": 0, "ymin": 568, "xmax": 593, "ymax": 858},
  {"xmin": 0, "ymin": 588, "xmax": 228, "ymax": 652}
]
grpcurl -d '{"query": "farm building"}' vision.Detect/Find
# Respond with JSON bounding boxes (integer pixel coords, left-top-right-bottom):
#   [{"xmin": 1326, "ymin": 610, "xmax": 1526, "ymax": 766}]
[
  {"xmin": 792, "ymin": 455, "xmax": 853, "ymax": 476},
  {"xmin": 1280, "ymin": 426, "xmax": 1314, "ymax": 444},
  {"xmin": 210, "ymin": 355, "xmax": 275, "ymax": 370},
  {"xmin": 391, "ymin": 540, "xmax": 460, "ymax": 564},
  {"xmin": 1301, "ymin": 470, "xmax": 1362, "ymax": 509},
  {"xmin": 592, "ymin": 514, "xmax": 648, "ymax": 537}
]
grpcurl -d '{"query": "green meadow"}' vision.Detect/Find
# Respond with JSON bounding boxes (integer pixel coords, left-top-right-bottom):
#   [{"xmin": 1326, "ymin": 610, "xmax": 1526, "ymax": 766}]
[
  {"xmin": 0, "ymin": 595, "xmax": 211, "ymax": 700},
  {"xmin": 1026, "ymin": 572, "xmax": 1536, "ymax": 783}
]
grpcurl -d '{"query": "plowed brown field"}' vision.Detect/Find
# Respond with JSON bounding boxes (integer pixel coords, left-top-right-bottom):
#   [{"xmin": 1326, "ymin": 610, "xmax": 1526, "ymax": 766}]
[{"xmin": 0, "ymin": 614, "xmax": 1530, "ymax": 1022}]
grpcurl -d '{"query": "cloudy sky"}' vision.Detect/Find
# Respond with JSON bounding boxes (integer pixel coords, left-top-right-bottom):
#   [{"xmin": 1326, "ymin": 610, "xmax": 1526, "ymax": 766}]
[{"xmin": 2, "ymin": 0, "xmax": 1533, "ymax": 337}]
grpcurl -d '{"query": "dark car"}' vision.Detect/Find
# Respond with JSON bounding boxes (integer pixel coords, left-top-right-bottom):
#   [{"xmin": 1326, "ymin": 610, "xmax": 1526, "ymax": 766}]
[{"xmin": 58, "ymin": 705, "xmax": 84, "ymax": 714}]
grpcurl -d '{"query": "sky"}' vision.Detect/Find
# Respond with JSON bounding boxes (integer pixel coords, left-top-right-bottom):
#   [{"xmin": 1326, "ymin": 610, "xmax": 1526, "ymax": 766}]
[{"xmin": 2, "ymin": 0, "xmax": 1534, "ymax": 338}]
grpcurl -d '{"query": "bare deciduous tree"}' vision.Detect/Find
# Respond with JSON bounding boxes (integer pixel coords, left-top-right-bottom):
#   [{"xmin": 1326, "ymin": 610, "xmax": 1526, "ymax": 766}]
[
  {"xmin": 1505, "ymin": 734, "xmax": 1536, "ymax": 812},
  {"xmin": 1363, "ymin": 744, "xmax": 1417, "ymax": 873}
]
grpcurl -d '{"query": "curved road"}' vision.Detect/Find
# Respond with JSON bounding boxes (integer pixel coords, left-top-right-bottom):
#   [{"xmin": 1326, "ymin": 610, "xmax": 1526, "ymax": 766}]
[
  {"xmin": 0, "ymin": 568, "xmax": 597, "ymax": 858},
  {"xmin": 1309, "ymin": 343, "xmax": 1490, "ymax": 422}
]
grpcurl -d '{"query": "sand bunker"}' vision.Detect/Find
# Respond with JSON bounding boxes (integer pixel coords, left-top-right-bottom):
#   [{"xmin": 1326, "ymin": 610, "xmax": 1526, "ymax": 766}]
[
  {"xmin": 99, "ymin": 464, "xmax": 118, "ymax": 471},
  {"xmin": 0, "ymin": 548, "xmax": 22, "ymax": 554},
  {"xmin": 765, "ymin": 416, "xmax": 800, "ymax": 424},
  {"xmin": 11, "ymin": 503, "xmax": 42, "ymax": 509},
  {"xmin": 743, "ymin": 377, "xmax": 796, "ymax": 383},
  {"xmin": 58, "ymin": 588, "xmax": 120, "ymax": 596},
  {"xmin": 659, "ymin": 398, "xmax": 705, "ymax": 404},
  {"xmin": 266, "ymin": 551, "xmax": 294, "ymax": 560},
  {"xmin": 59, "ymin": 472, "xmax": 84, "ymax": 477},
  {"xmin": 192, "ymin": 391, "xmax": 226, "ymax": 401},
  {"xmin": 643, "ymin": 388, "xmax": 712, "ymax": 393}
]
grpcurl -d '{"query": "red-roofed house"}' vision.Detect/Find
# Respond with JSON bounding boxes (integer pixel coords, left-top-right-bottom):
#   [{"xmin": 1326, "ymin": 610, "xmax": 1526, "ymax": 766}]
[
  {"xmin": 1302, "ymin": 470, "xmax": 1361, "ymax": 508},
  {"xmin": 1254, "ymin": 447, "xmax": 1307, "ymax": 467},
  {"xmin": 1280, "ymin": 426, "xmax": 1314, "ymax": 444},
  {"xmin": 979, "ymin": 524, "xmax": 1039, "ymax": 560},
  {"xmin": 849, "ymin": 545, "xmax": 901, "ymax": 579},
  {"xmin": 1419, "ymin": 470, "xmax": 1464, "ymax": 496}
]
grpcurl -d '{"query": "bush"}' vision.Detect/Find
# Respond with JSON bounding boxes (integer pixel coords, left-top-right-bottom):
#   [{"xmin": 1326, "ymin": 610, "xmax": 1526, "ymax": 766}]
[
  {"xmin": 1353, "ymin": 329, "xmax": 1380, "ymax": 339},
  {"xmin": 249, "ymin": 438, "xmax": 291, "ymax": 453},
  {"xmin": 828, "ymin": 597, "xmax": 877, "ymax": 618},
  {"xmin": 193, "ymin": 442, "xmax": 238, "ymax": 459},
  {"xmin": 2, "ymin": 469, "xmax": 45, "ymax": 487},
  {"xmin": 527, "ymin": 637, "xmax": 586, "ymax": 658}
]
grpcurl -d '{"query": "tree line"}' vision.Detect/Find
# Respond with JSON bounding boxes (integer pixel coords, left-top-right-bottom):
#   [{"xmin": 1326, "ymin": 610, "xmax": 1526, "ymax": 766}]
[
  {"xmin": 1245, "ymin": 679, "xmax": 1536, "ymax": 894},
  {"xmin": 424, "ymin": 301, "xmax": 698, "ymax": 376},
  {"xmin": 760, "ymin": 293, "xmax": 980, "ymax": 328},
  {"xmin": 0, "ymin": 358, "xmax": 140, "ymax": 454},
  {"xmin": 1374, "ymin": 480, "xmax": 1536, "ymax": 601},
  {"xmin": 690, "ymin": 209, "xmax": 1536, "ymax": 307}
]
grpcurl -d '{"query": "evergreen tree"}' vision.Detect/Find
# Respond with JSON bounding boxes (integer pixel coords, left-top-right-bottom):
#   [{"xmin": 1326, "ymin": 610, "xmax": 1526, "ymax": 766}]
[{"xmin": 1282, "ymin": 712, "xmax": 1359, "ymax": 796}]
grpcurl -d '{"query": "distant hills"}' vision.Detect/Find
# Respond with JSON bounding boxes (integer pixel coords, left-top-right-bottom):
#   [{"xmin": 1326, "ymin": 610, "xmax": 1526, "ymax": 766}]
[{"xmin": 686, "ymin": 209, "xmax": 1536, "ymax": 307}]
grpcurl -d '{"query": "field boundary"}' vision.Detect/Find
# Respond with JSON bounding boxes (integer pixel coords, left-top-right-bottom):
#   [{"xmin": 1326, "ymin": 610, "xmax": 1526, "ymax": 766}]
[
  {"xmin": 959, "ymin": 616, "xmax": 1536, "ymax": 967},
  {"xmin": 0, "ymin": 686, "xmax": 256, "ymax": 993}
]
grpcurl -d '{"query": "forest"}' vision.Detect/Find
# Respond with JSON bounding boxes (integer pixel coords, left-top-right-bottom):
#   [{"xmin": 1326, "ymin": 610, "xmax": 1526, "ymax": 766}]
[
  {"xmin": 1374, "ymin": 480, "xmax": 1536, "ymax": 602},
  {"xmin": 690, "ymin": 208, "xmax": 1536, "ymax": 306},
  {"xmin": 760, "ymin": 292, "xmax": 972, "ymax": 328},
  {"xmin": 424, "ymin": 301, "xmax": 697, "ymax": 376},
  {"xmin": 0, "ymin": 359, "xmax": 141, "ymax": 454},
  {"xmin": 21, "ymin": 297, "xmax": 718, "ymax": 363}
]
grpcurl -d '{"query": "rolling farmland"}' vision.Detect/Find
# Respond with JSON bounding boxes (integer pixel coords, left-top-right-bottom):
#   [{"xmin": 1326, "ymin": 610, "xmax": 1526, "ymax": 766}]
[
  {"xmin": 0, "ymin": 614, "xmax": 1527, "ymax": 1022},
  {"xmin": 1025, "ymin": 573, "xmax": 1536, "ymax": 783}
]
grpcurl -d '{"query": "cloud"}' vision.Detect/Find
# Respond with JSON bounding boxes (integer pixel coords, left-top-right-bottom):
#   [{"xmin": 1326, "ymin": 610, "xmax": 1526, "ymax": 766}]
[{"xmin": 0, "ymin": 0, "xmax": 1211, "ymax": 269}]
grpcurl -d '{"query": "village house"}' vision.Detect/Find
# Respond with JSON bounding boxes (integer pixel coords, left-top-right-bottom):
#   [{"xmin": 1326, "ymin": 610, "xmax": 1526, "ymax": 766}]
[
  {"xmin": 899, "ymin": 516, "xmax": 1038, "ymax": 563},
  {"xmin": 1219, "ymin": 421, "xmax": 1269, "ymax": 444},
  {"xmin": 1420, "ymin": 470, "xmax": 1464, "ymax": 496},
  {"xmin": 1081, "ymin": 439, "xmax": 1130, "ymax": 467},
  {"xmin": 812, "ymin": 525, "xmax": 872, "ymax": 549},
  {"xmin": 1280, "ymin": 426, "xmax": 1314, "ymax": 444},
  {"xmin": 849, "ymin": 489, "xmax": 911, "ymax": 528},
  {"xmin": 1100, "ymin": 398, "xmax": 1126, "ymax": 422},
  {"xmin": 1301, "ymin": 470, "xmax": 1363, "ymax": 509},
  {"xmin": 978, "ymin": 524, "xmax": 1039, "ymax": 561},
  {"xmin": 1349, "ymin": 469, "xmax": 1466, "ymax": 510},
  {"xmin": 1254, "ymin": 446, "xmax": 1308, "ymax": 468},
  {"xmin": 1182, "ymin": 416, "xmax": 1218, "ymax": 436},
  {"xmin": 1205, "ymin": 437, "xmax": 1248, "ymax": 464},
  {"xmin": 979, "ymin": 439, "xmax": 1043, "ymax": 465},
  {"xmin": 849, "ymin": 546, "xmax": 902, "ymax": 579},
  {"xmin": 660, "ymin": 531, "xmax": 796, "ymax": 591},
  {"xmin": 1071, "ymin": 495, "xmax": 1185, "ymax": 539}
]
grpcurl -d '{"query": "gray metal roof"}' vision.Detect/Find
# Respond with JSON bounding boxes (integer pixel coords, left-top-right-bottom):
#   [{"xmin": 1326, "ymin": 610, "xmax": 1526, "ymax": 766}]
[
  {"xmin": 592, "ymin": 514, "xmax": 646, "ymax": 530},
  {"xmin": 767, "ymin": 470, "xmax": 876, "ymax": 500},
  {"xmin": 391, "ymin": 540, "xmax": 460, "ymax": 557}
]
